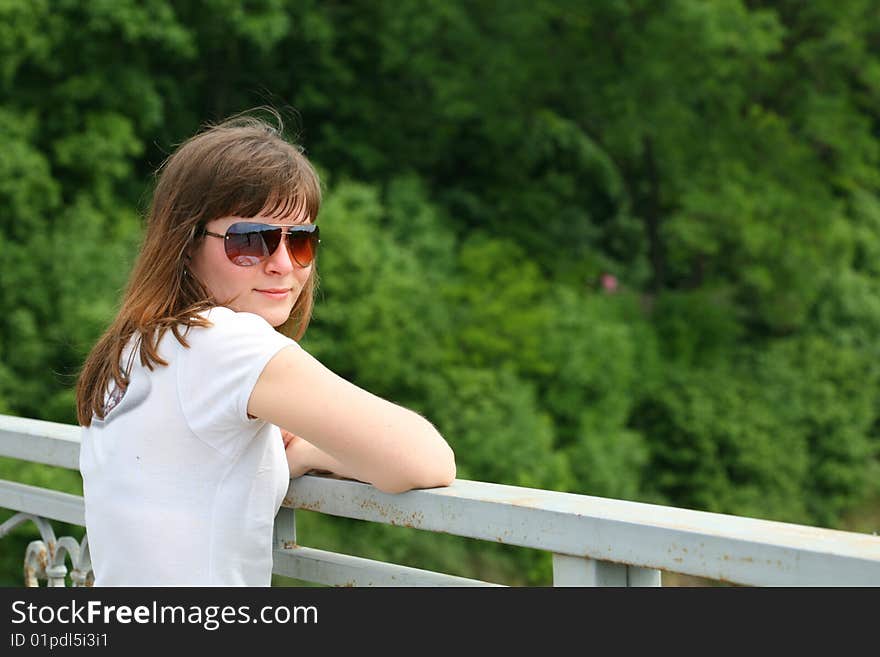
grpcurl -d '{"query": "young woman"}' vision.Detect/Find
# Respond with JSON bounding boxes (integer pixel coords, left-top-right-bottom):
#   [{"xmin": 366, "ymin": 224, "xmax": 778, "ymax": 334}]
[{"xmin": 74, "ymin": 112, "xmax": 456, "ymax": 586}]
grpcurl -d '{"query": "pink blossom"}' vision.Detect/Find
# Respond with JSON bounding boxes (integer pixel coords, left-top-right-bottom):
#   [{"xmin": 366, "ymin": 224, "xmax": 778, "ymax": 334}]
[{"xmin": 601, "ymin": 273, "xmax": 619, "ymax": 293}]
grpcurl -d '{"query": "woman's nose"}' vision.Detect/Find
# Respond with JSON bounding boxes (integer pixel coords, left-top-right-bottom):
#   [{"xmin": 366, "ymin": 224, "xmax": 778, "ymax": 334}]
[{"xmin": 265, "ymin": 238, "xmax": 296, "ymax": 273}]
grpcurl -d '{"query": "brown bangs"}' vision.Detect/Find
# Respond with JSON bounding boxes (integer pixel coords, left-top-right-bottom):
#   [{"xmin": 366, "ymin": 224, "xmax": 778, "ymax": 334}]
[
  {"xmin": 190, "ymin": 128, "xmax": 322, "ymax": 227},
  {"xmin": 259, "ymin": 175, "xmax": 321, "ymax": 224}
]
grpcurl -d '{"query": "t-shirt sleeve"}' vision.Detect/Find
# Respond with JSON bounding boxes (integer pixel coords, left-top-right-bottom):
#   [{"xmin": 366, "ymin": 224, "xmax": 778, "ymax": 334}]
[{"xmin": 177, "ymin": 307, "xmax": 300, "ymax": 456}]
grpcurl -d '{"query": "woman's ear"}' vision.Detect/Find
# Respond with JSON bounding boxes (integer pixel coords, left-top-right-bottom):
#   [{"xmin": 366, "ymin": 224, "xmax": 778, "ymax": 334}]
[{"xmin": 184, "ymin": 225, "xmax": 200, "ymax": 263}]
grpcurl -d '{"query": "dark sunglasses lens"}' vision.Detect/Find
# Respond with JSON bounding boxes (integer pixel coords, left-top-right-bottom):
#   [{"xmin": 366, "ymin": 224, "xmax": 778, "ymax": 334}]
[
  {"xmin": 288, "ymin": 230, "xmax": 318, "ymax": 266},
  {"xmin": 225, "ymin": 223, "xmax": 282, "ymax": 266}
]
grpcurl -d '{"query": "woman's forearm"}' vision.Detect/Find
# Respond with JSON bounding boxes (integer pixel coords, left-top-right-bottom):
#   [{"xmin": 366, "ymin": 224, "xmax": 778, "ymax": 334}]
[
  {"xmin": 302, "ymin": 440, "xmax": 365, "ymax": 482},
  {"xmin": 286, "ymin": 424, "xmax": 455, "ymax": 493}
]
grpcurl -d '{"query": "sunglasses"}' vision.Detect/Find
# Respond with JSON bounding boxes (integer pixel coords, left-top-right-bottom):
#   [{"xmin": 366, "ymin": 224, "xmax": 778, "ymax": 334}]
[{"xmin": 200, "ymin": 221, "xmax": 320, "ymax": 267}]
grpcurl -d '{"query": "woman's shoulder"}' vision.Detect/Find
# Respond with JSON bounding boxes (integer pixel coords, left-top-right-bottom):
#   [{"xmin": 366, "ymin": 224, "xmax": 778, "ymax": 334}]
[
  {"xmin": 182, "ymin": 306, "xmax": 294, "ymax": 352},
  {"xmin": 193, "ymin": 306, "xmax": 277, "ymax": 334},
  {"xmin": 175, "ymin": 306, "xmax": 299, "ymax": 429}
]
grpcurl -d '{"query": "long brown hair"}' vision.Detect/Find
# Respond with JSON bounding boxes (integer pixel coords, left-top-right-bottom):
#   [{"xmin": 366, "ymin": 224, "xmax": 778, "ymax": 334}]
[{"xmin": 75, "ymin": 109, "xmax": 322, "ymax": 427}]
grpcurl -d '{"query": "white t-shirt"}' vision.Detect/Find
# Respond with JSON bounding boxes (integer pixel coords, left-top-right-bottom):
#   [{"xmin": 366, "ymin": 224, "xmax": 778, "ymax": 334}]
[{"xmin": 79, "ymin": 306, "xmax": 298, "ymax": 586}]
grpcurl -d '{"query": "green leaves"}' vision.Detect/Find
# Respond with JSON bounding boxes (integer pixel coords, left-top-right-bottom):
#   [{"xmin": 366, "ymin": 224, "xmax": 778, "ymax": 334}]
[
  {"xmin": 423, "ymin": 365, "xmax": 572, "ymax": 492},
  {"xmin": 54, "ymin": 112, "xmax": 144, "ymax": 208},
  {"xmin": 0, "ymin": 0, "xmax": 52, "ymax": 87}
]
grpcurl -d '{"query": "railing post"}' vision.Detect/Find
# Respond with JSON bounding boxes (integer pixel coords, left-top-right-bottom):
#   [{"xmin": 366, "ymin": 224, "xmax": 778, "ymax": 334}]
[
  {"xmin": 552, "ymin": 554, "xmax": 627, "ymax": 586},
  {"xmin": 47, "ymin": 564, "xmax": 68, "ymax": 587},
  {"xmin": 552, "ymin": 554, "xmax": 662, "ymax": 586},
  {"xmin": 273, "ymin": 507, "xmax": 296, "ymax": 550},
  {"xmin": 627, "ymin": 566, "xmax": 662, "ymax": 587}
]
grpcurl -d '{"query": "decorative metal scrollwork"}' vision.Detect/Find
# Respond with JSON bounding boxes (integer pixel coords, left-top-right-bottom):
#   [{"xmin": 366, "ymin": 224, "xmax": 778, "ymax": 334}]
[{"xmin": 0, "ymin": 513, "xmax": 93, "ymax": 586}]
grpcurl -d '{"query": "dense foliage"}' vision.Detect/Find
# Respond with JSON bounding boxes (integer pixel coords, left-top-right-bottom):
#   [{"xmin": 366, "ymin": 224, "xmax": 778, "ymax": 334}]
[{"xmin": 1, "ymin": 0, "xmax": 879, "ymax": 585}]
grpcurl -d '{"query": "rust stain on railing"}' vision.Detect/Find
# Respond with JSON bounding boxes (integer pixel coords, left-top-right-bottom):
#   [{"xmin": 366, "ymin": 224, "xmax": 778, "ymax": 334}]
[
  {"xmin": 23, "ymin": 564, "xmax": 36, "ymax": 587},
  {"xmin": 36, "ymin": 544, "xmax": 48, "ymax": 572}
]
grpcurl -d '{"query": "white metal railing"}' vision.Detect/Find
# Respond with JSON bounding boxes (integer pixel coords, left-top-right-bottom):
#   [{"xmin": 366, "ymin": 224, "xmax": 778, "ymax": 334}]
[{"xmin": 2, "ymin": 413, "xmax": 880, "ymax": 586}]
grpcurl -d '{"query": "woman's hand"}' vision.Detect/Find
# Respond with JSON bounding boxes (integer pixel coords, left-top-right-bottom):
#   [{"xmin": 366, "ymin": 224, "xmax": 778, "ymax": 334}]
[
  {"xmin": 281, "ymin": 428, "xmax": 298, "ymax": 450},
  {"xmin": 282, "ymin": 429, "xmax": 316, "ymax": 478},
  {"xmin": 281, "ymin": 429, "xmax": 364, "ymax": 484}
]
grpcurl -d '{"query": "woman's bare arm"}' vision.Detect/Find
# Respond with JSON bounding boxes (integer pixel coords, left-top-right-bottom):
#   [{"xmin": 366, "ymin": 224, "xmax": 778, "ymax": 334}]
[
  {"xmin": 249, "ymin": 345, "xmax": 456, "ymax": 494},
  {"xmin": 283, "ymin": 429, "xmax": 364, "ymax": 481}
]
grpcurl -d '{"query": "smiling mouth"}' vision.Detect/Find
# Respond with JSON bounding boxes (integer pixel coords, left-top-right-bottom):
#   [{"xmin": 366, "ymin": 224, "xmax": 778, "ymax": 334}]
[{"xmin": 255, "ymin": 289, "xmax": 292, "ymax": 298}]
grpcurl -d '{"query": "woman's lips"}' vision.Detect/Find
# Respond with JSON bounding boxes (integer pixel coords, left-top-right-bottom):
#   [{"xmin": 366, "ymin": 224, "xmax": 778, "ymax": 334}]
[{"xmin": 255, "ymin": 289, "xmax": 291, "ymax": 300}]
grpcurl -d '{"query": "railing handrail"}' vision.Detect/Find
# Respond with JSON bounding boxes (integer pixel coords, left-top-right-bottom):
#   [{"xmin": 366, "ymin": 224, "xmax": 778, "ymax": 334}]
[{"xmin": 2, "ymin": 413, "xmax": 880, "ymax": 586}]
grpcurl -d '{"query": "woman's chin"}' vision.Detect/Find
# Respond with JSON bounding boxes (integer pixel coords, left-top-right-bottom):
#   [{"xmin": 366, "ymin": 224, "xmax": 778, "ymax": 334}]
[
  {"xmin": 262, "ymin": 306, "xmax": 294, "ymax": 328},
  {"xmin": 234, "ymin": 294, "xmax": 295, "ymax": 327}
]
